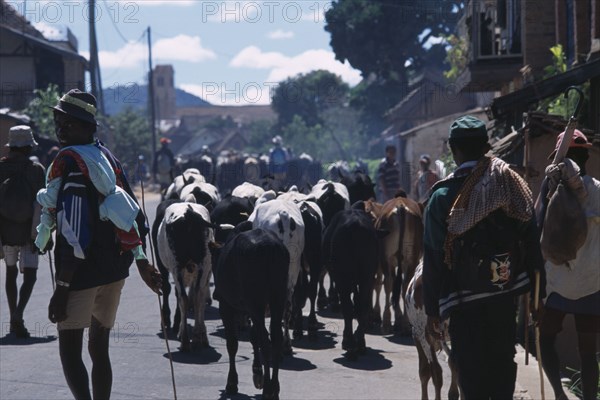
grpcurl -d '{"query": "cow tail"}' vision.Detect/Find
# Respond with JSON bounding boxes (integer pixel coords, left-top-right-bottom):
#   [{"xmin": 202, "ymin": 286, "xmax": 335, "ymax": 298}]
[{"xmin": 391, "ymin": 205, "xmax": 406, "ymax": 307}]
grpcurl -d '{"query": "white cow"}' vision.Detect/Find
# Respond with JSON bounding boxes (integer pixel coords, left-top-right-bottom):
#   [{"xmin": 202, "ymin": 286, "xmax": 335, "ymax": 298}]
[
  {"xmin": 248, "ymin": 198, "xmax": 305, "ymax": 354},
  {"xmin": 231, "ymin": 182, "xmax": 265, "ymax": 203},
  {"xmin": 406, "ymin": 261, "xmax": 460, "ymax": 400},
  {"xmin": 157, "ymin": 203, "xmax": 214, "ymax": 351}
]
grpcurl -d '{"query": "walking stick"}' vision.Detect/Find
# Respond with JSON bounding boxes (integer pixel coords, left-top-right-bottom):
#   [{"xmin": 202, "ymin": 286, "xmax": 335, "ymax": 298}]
[
  {"xmin": 524, "ymin": 294, "xmax": 530, "ymax": 365},
  {"xmin": 552, "ymin": 87, "xmax": 584, "ymax": 166},
  {"xmin": 534, "ymin": 270, "xmax": 545, "ymax": 400},
  {"xmin": 138, "ymin": 156, "xmax": 178, "ymax": 400},
  {"xmin": 48, "ymin": 249, "xmax": 55, "ymax": 291}
]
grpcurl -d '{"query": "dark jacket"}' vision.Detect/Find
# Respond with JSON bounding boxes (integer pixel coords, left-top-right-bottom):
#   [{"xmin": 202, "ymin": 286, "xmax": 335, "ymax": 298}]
[{"xmin": 423, "ymin": 167, "xmax": 544, "ymax": 318}]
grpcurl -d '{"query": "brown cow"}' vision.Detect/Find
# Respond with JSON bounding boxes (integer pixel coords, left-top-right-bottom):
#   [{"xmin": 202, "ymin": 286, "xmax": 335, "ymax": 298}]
[{"xmin": 365, "ymin": 196, "xmax": 424, "ymax": 334}]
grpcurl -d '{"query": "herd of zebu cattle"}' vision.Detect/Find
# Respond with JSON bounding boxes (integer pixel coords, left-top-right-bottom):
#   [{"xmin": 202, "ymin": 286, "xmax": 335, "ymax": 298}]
[{"xmin": 152, "ymin": 162, "xmax": 458, "ymax": 400}]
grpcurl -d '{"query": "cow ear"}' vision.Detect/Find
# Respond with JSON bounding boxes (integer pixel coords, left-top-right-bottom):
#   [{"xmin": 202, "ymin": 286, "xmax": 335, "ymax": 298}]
[{"xmin": 376, "ymin": 229, "xmax": 390, "ymax": 238}]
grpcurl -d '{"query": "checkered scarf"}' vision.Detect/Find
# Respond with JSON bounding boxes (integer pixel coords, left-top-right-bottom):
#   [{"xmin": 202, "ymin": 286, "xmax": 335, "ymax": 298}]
[{"xmin": 443, "ymin": 156, "xmax": 533, "ymax": 268}]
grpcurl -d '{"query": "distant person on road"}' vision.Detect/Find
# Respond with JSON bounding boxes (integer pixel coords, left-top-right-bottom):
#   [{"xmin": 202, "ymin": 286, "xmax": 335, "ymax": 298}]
[
  {"xmin": 154, "ymin": 137, "xmax": 175, "ymax": 195},
  {"xmin": 377, "ymin": 144, "xmax": 403, "ymax": 202},
  {"xmin": 269, "ymin": 135, "xmax": 289, "ymax": 191},
  {"xmin": 536, "ymin": 130, "xmax": 599, "ymax": 400},
  {"xmin": 36, "ymin": 89, "xmax": 161, "ymax": 399},
  {"xmin": 413, "ymin": 154, "xmax": 440, "ymax": 204},
  {"xmin": 0, "ymin": 125, "xmax": 46, "ymax": 338},
  {"xmin": 423, "ymin": 116, "xmax": 544, "ymax": 399}
]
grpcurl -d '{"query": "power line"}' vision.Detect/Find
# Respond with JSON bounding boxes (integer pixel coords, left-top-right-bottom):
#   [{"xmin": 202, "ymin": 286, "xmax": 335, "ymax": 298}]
[{"xmin": 102, "ymin": 0, "xmax": 130, "ymax": 44}]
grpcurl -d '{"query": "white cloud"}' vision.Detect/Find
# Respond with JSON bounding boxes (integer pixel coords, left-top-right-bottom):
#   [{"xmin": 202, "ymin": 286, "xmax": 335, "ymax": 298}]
[
  {"xmin": 180, "ymin": 83, "xmax": 272, "ymax": 106},
  {"xmin": 267, "ymin": 30, "xmax": 294, "ymax": 40},
  {"xmin": 230, "ymin": 46, "xmax": 288, "ymax": 69},
  {"xmin": 153, "ymin": 35, "xmax": 216, "ymax": 62},
  {"xmin": 94, "ymin": 35, "xmax": 215, "ymax": 69},
  {"xmin": 98, "ymin": 41, "xmax": 147, "ymax": 69},
  {"xmin": 229, "ymin": 46, "xmax": 362, "ymax": 86}
]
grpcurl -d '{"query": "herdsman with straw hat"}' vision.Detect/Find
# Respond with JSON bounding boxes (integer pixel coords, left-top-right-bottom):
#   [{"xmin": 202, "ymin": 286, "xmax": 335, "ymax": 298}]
[
  {"xmin": 422, "ymin": 115, "xmax": 546, "ymax": 399},
  {"xmin": 36, "ymin": 89, "xmax": 162, "ymax": 399},
  {"xmin": 0, "ymin": 125, "xmax": 46, "ymax": 338}
]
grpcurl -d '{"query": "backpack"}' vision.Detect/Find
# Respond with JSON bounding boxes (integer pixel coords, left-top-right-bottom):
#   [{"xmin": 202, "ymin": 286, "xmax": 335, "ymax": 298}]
[
  {"xmin": 0, "ymin": 168, "xmax": 34, "ymax": 223},
  {"xmin": 451, "ymin": 210, "xmax": 524, "ymax": 293}
]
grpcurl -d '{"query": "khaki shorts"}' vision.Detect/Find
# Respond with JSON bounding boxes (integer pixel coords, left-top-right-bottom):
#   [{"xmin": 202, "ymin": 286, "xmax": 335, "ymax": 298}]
[
  {"xmin": 58, "ymin": 279, "xmax": 126, "ymax": 331},
  {"xmin": 2, "ymin": 245, "xmax": 39, "ymax": 272}
]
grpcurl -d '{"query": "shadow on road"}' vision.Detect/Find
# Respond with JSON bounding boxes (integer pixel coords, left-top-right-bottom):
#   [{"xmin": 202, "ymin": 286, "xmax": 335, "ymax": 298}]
[
  {"xmin": 279, "ymin": 354, "xmax": 317, "ymax": 371},
  {"xmin": 333, "ymin": 347, "xmax": 393, "ymax": 371},
  {"xmin": 0, "ymin": 334, "xmax": 57, "ymax": 346},
  {"xmin": 165, "ymin": 345, "xmax": 223, "ymax": 364},
  {"xmin": 291, "ymin": 327, "xmax": 337, "ymax": 350},
  {"xmin": 210, "ymin": 326, "xmax": 251, "ymax": 342},
  {"xmin": 156, "ymin": 329, "xmax": 178, "ymax": 341},
  {"xmin": 218, "ymin": 389, "xmax": 256, "ymax": 400},
  {"xmin": 384, "ymin": 333, "xmax": 414, "ymax": 347},
  {"xmin": 204, "ymin": 304, "xmax": 221, "ymax": 321}
]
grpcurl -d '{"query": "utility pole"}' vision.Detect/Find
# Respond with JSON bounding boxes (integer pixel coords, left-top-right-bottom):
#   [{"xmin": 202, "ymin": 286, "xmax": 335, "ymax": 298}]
[
  {"xmin": 147, "ymin": 26, "xmax": 157, "ymax": 179},
  {"xmin": 88, "ymin": 0, "xmax": 104, "ymax": 114}
]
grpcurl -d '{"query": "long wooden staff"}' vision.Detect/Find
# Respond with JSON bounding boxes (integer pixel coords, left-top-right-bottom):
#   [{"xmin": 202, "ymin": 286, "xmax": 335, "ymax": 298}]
[
  {"xmin": 138, "ymin": 157, "xmax": 178, "ymax": 400},
  {"xmin": 534, "ymin": 270, "xmax": 545, "ymax": 400}
]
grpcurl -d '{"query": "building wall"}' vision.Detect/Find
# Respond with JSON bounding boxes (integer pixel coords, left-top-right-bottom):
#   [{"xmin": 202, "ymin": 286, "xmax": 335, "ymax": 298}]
[
  {"xmin": 0, "ymin": 34, "xmax": 36, "ymax": 109},
  {"xmin": 0, "ymin": 58, "xmax": 36, "ymax": 109},
  {"xmin": 523, "ymin": 0, "xmax": 556, "ymax": 79},
  {"xmin": 400, "ymin": 109, "xmax": 488, "ymax": 195},
  {"xmin": 574, "ymin": 0, "xmax": 591, "ymax": 60},
  {"xmin": 153, "ymin": 65, "xmax": 176, "ymax": 120},
  {"xmin": 63, "ymin": 59, "xmax": 85, "ymax": 91}
]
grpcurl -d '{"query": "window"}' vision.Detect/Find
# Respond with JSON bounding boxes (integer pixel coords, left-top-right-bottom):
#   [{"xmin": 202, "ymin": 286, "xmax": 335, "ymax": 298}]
[{"xmin": 474, "ymin": 0, "xmax": 522, "ymax": 58}]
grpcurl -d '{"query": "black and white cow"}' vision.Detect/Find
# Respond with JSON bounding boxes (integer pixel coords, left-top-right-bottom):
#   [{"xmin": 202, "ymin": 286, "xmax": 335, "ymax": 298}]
[
  {"xmin": 231, "ymin": 182, "xmax": 265, "ymax": 205},
  {"xmin": 165, "ymin": 168, "xmax": 205, "ymax": 199},
  {"xmin": 209, "ymin": 195, "xmax": 255, "ymax": 276},
  {"xmin": 340, "ymin": 170, "xmax": 377, "ymax": 205},
  {"xmin": 272, "ymin": 187, "xmax": 323, "ymax": 340},
  {"xmin": 151, "ymin": 198, "xmax": 182, "ymax": 331},
  {"xmin": 309, "ymin": 180, "xmax": 350, "ymax": 310},
  {"xmin": 248, "ymin": 197, "xmax": 305, "ymax": 354},
  {"xmin": 214, "ymin": 222, "xmax": 289, "ymax": 400},
  {"xmin": 179, "ymin": 181, "xmax": 221, "ymax": 211},
  {"xmin": 322, "ymin": 203, "xmax": 378, "ymax": 358},
  {"xmin": 157, "ymin": 203, "xmax": 215, "ymax": 351},
  {"xmin": 406, "ymin": 261, "xmax": 460, "ymax": 400}
]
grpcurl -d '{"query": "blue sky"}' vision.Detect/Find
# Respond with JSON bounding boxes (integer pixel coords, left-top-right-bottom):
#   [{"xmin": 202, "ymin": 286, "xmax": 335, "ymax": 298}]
[{"xmin": 9, "ymin": 0, "xmax": 362, "ymax": 105}]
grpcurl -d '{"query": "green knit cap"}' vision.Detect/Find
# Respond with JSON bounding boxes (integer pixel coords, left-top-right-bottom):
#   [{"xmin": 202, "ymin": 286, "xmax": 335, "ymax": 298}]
[{"xmin": 449, "ymin": 115, "xmax": 488, "ymax": 140}]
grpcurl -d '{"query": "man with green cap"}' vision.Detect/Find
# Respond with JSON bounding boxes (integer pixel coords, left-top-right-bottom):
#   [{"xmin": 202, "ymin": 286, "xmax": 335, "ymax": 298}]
[{"xmin": 422, "ymin": 115, "xmax": 545, "ymax": 399}]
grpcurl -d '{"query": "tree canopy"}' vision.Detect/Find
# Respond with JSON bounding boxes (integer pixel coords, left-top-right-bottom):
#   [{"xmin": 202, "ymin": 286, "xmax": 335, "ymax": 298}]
[
  {"xmin": 271, "ymin": 70, "xmax": 349, "ymax": 129},
  {"xmin": 324, "ymin": 0, "xmax": 463, "ymax": 136},
  {"xmin": 106, "ymin": 107, "xmax": 152, "ymax": 175},
  {"xmin": 325, "ymin": 0, "xmax": 462, "ymax": 81}
]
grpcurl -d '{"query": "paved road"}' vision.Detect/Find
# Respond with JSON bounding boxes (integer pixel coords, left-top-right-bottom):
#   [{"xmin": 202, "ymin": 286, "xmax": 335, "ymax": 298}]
[{"xmin": 0, "ymin": 191, "xmax": 549, "ymax": 400}]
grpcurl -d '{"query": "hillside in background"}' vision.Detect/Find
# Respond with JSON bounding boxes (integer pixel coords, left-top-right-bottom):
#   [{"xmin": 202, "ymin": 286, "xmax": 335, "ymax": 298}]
[{"xmin": 103, "ymin": 85, "xmax": 211, "ymax": 116}]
